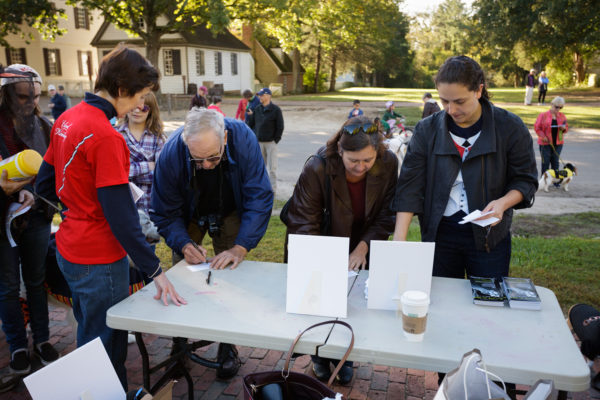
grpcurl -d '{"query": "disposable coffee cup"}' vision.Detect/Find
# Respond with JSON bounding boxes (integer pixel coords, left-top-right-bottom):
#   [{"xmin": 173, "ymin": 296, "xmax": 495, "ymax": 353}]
[{"xmin": 400, "ymin": 290, "xmax": 429, "ymax": 341}]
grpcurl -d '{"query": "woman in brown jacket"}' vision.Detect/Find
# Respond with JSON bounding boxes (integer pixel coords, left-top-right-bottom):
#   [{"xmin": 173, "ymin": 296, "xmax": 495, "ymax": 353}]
[{"xmin": 284, "ymin": 115, "xmax": 398, "ymax": 383}]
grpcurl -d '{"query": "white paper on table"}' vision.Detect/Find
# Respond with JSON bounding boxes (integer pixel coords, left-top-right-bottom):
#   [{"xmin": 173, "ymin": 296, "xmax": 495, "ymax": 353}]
[
  {"xmin": 129, "ymin": 182, "xmax": 145, "ymax": 204},
  {"xmin": 368, "ymin": 240, "xmax": 435, "ymax": 311},
  {"xmin": 286, "ymin": 234, "xmax": 349, "ymax": 318},
  {"xmin": 5, "ymin": 202, "xmax": 31, "ymax": 247},
  {"xmin": 24, "ymin": 337, "xmax": 125, "ymax": 400},
  {"xmin": 458, "ymin": 209, "xmax": 499, "ymax": 227},
  {"xmin": 187, "ymin": 262, "xmax": 211, "ymax": 272}
]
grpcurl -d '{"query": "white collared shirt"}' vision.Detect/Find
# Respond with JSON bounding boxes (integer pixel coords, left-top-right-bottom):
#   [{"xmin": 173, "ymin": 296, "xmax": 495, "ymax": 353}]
[{"xmin": 443, "ymin": 131, "xmax": 481, "ymax": 217}]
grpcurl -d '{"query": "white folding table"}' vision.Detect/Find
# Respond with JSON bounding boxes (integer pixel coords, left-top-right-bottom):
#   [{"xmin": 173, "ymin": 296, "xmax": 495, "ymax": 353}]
[{"xmin": 107, "ymin": 260, "xmax": 589, "ymax": 398}]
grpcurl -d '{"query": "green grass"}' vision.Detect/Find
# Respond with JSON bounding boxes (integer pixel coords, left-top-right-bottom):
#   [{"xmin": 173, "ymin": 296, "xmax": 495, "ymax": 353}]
[
  {"xmin": 283, "ymin": 87, "xmax": 600, "ymax": 104},
  {"xmin": 155, "ymin": 213, "xmax": 600, "ymax": 314},
  {"xmin": 282, "ymin": 87, "xmax": 600, "ymax": 129}
]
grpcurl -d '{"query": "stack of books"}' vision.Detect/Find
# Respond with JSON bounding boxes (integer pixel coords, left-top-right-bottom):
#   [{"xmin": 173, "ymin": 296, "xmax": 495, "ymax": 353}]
[{"xmin": 469, "ymin": 276, "xmax": 541, "ymax": 310}]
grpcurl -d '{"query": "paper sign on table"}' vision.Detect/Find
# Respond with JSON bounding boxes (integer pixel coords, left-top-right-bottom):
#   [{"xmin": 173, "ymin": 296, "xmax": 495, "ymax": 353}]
[
  {"xmin": 368, "ymin": 240, "xmax": 435, "ymax": 311},
  {"xmin": 458, "ymin": 209, "xmax": 499, "ymax": 227},
  {"xmin": 24, "ymin": 337, "xmax": 125, "ymax": 400},
  {"xmin": 286, "ymin": 234, "xmax": 349, "ymax": 318}
]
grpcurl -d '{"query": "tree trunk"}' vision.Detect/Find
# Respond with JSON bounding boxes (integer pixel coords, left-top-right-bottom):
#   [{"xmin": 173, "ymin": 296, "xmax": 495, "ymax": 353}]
[
  {"xmin": 328, "ymin": 51, "xmax": 337, "ymax": 92},
  {"xmin": 574, "ymin": 51, "xmax": 585, "ymax": 84},
  {"xmin": 146, "ymin": 31, "xmax": 162, "ymax": 95},
  {"xmin": 313, "ymin": 39, "xmax": 322, "ymax": 93},
  {"xmin": 514, "ymin": 72, "xmax": 520, "ymax": 88},
  {"xmin": 291, "ymin": 48, "xmax": 301, "ymax": 93}
]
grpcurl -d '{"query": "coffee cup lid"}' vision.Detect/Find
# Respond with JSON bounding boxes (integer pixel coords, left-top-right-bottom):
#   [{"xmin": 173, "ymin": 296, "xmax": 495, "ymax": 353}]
[{"xmin": 401, "ymin": 290, "xmax": 429, "ymax": 306}]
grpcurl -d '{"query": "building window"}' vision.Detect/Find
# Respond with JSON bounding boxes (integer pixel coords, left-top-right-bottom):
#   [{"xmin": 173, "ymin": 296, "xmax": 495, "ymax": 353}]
[
  {"xmin": 74, "ymin": 7, "xmax": 89, "ymax": 30},
  {"xmin": 214, "ymin": 52, "xmax": 222, "ymax": 76},
  {"xmin": 163, "ymin": 49, "xmax": 181, "ymax": 76},
  {"xmin": 5, "ymin": 48, "xmax": 27, "ymax": 65},
  {"xmin": 78, "ymin": 51, "xmax": 92, "ymax": 78},
  {"xmin": 195, "ymin": 50, "xmax": 205, "ymax": 76},
  {"xmin": 43, "ymin": 48, "xmax": 62, "ymax": 76},
  {"xmin": 230, "ymin": 53, "xmax": 238, "ymax": 76}
]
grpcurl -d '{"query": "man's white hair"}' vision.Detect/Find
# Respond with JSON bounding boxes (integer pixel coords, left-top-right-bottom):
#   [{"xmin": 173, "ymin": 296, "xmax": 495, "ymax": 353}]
[{"xmin": 183, "ymin": 107, "xmax": 225, "ymax": 143}]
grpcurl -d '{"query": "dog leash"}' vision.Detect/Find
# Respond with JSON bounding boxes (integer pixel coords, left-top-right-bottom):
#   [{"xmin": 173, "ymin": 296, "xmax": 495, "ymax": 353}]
[{"xmin": 549, "ymin": 142, "xmax": 568, "ymax": 168}]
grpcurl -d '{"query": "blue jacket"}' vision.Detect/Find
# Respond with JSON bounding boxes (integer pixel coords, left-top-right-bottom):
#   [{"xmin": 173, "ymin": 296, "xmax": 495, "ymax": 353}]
[{"xmin": 150, "ymin": 118, "xmax": 273, "ymax": 254}]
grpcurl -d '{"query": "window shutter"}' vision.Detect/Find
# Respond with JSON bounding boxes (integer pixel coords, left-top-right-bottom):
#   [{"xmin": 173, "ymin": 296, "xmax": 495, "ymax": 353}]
[
  {"xmin": 85, "ymin": 9, "xmax": 90, "ymax": 29},
  {"xmin": 20, "ymin": 48, "xmax": 26, "ymax": 65},
  {"xmin": 43, "ymin": 48, "xmax": 50, "ymax": 75},
  {"xmin": 173, "ymin": 50, "xmax": 181, "ymax": 75},
  {"xmin": 5, "ymin": 48, "xmax": 11, "ymax": 65},
  {"xmin": 56, "ymin": 49, "xmax": 62, "ymax": 75},
  {"xmin": 77, "ymin": 50, "xmax": 83, "ymax": 75},
  {"xmin": 74, "ymin": 7, "xmax": 80, "ymax": 29}
]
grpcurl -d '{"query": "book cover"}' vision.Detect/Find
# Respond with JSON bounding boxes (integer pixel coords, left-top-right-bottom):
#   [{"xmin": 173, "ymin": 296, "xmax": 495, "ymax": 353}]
[
  {"xmin": 470, "ymin": 276, "xmax": 506, "ymax": 306},
  {"xmin": 502, "ymin": 277, "xmax": 541, "ymax": 310}
]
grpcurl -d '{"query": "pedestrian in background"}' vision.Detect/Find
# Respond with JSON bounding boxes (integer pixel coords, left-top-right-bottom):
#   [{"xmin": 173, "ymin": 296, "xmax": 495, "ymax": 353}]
[
  {"xmin": 422, "ymin": 92, "xmax": 441, "ymax": 119},
  {"xmin": 190, "ymin": 85, "xmax": 208, "ymax": 109},
  {"xmin": 247, "ymin": 87, "xmax": 283, "ymax": 193},
  {"xmin": 524, "ymin": 69, "xmax": 536, "ymax": 105},
  {"xmin": 208, "ymin": 96, "xmax": 225, "ymax": 116},
  {"xmin": 348, "ymin": 99, "xmax": 363, "ymax": 119},
  {"xmin": 58, "ymin": 85, "xmax": 71, "ymax": 109},
  {"xmin": 534, "ymin": 96, "xmax": 568, "ymax": 175},
  {"xmin": 236, "ymin": 89, "xmax": 253, "ymax": 121},
  {"xmin": 538, "ymin": 71, "xmax": 549, "ymax": 105},
  {"xmin": 48, "ymin": 84, "xmax": 66, "ymax": 120}
]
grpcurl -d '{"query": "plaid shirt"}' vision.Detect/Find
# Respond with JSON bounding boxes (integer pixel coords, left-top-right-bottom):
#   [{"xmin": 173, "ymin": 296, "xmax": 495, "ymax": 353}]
[{"xmin": 116, "ymin": 124, "xmax": 164, "ymax": 212}]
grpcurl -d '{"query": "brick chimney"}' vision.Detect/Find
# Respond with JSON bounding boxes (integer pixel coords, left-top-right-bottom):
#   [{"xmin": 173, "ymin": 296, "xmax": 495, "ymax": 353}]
[{"xmin": 242, "ymin": 24, "xmax": 254, "ymax": 51}]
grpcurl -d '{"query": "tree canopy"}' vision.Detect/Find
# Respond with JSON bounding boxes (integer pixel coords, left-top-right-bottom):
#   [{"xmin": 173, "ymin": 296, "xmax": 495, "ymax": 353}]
[{"xmin": 0, "ymin": 0, "xmax": 64, "ymax": 48}]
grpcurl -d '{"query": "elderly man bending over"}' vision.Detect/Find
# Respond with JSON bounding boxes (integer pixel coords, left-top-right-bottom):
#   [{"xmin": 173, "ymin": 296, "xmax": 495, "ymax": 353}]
[{"xmin": 150, "ymin": 107, "xmax": 273, "ymax": 378}]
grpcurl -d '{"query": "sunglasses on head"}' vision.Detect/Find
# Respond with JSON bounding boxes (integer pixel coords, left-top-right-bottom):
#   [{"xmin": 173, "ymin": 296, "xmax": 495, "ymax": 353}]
[{"xmin": 342, "ymin": 122, "xmax": 378, "ymax": 135}]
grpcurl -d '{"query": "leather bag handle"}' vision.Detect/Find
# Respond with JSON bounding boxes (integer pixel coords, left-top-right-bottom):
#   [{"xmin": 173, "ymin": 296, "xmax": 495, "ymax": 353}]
[{"xmin": 282, "ymin": 320, "xmax": 354, "ymax": 387}]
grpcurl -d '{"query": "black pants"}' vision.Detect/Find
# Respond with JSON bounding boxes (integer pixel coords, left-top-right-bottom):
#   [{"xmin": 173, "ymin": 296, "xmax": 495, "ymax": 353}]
[{"xmin": 433, "ymin": 214, "xmax": 511, "ymax": 279}]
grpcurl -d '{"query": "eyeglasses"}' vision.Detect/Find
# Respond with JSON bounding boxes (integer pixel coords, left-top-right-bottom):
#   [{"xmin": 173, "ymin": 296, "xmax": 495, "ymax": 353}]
[
  {"xmin": 189, "ymin": 145, "xmax": 225, "ymax": 165},
  {"xmin": 553, "ymin": 105, "xmax": 563, "ymax": 109},
  {"xmin": 137, "ymin": 105, "xmax": 150, "ymax": 112},
  {"xmin": 342, "ymin": 122, "xmax": 378, "ymax": 135}
]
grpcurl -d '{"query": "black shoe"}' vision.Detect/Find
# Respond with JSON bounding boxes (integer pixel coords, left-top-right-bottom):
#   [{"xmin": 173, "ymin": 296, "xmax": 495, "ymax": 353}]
[
  {"xmin": 216, "ymin": 343, "xmax": 240, "ymax": 379},
  {"xmin": 335, "ymin": 362, "xmax": 354, "ymax": 384},
  {"xmin": 9, "ymin": 349, "xmax": 31, "ymax": 375},
  {"xmin": 34, "ymin": 342, "xmax": 59, "ymax": 366},
  {"xmin": 311, "ymin": 358, "xmax": 332, "ymax": 381},
  {"xmin": 0, "ymin": 373, "xmax": 19, "ymax": 393}
]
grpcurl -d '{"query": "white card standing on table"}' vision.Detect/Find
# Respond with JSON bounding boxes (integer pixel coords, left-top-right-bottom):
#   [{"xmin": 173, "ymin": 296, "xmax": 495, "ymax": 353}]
[
  {"xmin": 24, "ymin": 337, "xmax": 125, "ymax": 400},
  {"xmin": 286, "ymin": 234, "xmax": 349, "ymax": 318},
  {"xmin": 368, "ymin": 240, "xmax": 435, "ymax": 310}
]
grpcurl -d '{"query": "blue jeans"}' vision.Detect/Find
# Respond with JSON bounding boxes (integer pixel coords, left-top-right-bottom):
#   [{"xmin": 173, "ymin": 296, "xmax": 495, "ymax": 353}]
[
  {"xmin": 0, "ymin": 212, "xmax": 51, "ymax": 353},
  {"xmin": 539, "ymin": 144, "xmax": 563, "ymax": 175},
  {"xmin": 56, "ymin": 251, "xmax": 129, "ymax": 390},
  {"xmin": 433, "ymin": 216, "xmax": 511, "ymax": 279}
]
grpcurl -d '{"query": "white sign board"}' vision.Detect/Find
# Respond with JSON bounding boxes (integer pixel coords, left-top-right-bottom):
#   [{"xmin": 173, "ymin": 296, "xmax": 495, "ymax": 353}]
[
  {"xmin": 286, "ymin": 234, "xmax": 349, "ymax": 318},
  {"xmin": 24, "ymin": 337, "xmax": 125, "ymax": 400},
  {"xmin": 368, "ymin": 240, "xmax": 435, "ymax": 310}
]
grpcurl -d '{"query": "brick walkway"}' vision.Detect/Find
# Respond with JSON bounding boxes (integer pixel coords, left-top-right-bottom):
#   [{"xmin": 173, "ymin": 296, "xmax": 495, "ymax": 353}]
[{"xmin": 0, "ymin": 304, "xmax": 598, "ymax": 399}]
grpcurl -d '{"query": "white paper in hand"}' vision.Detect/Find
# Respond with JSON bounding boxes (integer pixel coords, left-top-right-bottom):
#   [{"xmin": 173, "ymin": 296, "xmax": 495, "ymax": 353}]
[
  {"xmin": 458, "ymin": 210, "xmax": 499, "ymax": 227},
  {"xmin": 129, "ymin": 182, "xmax": 145, "ymax": 204}
]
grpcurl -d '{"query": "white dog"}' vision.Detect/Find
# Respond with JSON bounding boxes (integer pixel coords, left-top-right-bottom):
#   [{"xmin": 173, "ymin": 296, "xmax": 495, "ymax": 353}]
[
  {"xmin": 538, "ymin": 163, "xmax": 577, "ymax": 192},
  {"xmin": 384, "ymin": 130, "xmax": 412, "ymax": 166}
]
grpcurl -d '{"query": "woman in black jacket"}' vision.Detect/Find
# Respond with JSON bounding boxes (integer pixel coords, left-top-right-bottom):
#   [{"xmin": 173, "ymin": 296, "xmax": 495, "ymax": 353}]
[{"xmin": 392, "ymin": 56, "xmax": 537, "ymax": 279}]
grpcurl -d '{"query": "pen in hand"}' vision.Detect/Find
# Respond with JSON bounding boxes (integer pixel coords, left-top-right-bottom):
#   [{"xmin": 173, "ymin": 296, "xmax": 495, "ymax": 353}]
[
  {"xmin": 190, "ymin": 240, "xmax": 207, "ymax": 261},
  {"xmin": 206, "ymin": 270, "xmax": 212, "ymax": 285}
]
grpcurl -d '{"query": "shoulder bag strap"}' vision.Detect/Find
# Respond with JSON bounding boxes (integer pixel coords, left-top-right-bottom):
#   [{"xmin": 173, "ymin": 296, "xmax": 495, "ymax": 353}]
[{"xmin": 282, "ymin": 320, "xmax": 354, "ymax": 387}]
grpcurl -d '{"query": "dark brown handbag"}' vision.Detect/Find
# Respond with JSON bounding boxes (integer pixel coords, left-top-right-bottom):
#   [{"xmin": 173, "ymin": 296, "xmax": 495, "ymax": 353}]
[{"xmin": 243, "ymin": 320, "xmax": 354, "ymax": 400}]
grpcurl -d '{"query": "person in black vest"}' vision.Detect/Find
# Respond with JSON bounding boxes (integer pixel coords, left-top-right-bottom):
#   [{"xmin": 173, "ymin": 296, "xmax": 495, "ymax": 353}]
[{"xmin": 247, "ymin": 87, "xmax": 283, "ymax": 193}]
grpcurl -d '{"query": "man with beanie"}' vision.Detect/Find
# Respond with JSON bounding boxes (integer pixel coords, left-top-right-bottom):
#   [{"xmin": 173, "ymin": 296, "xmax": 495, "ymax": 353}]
[
  {"xmin": 0, "ymin": 64, "xmax": 59, "ymax": 379},
  {"xmin": 48, "ymin": 84, "xmax": 67, "ymax": 120},
  {"xmin": 247, "ymin": 87, "xmax": 283, "ymax": 193}
]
